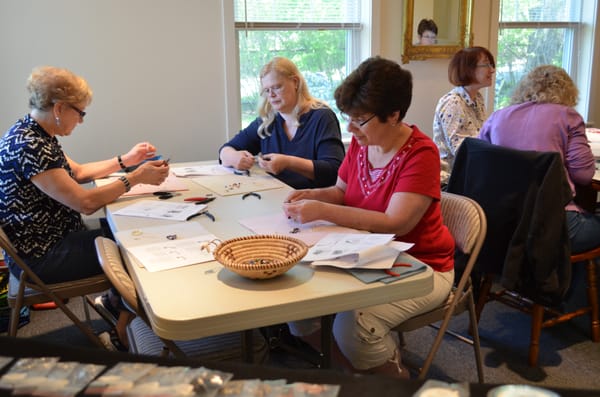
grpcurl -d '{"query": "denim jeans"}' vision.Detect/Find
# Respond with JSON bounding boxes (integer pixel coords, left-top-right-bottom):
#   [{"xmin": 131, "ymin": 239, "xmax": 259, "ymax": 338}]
[{"xmin": 566, "ymin": 210, "xmax": 600, "ymax": 254}]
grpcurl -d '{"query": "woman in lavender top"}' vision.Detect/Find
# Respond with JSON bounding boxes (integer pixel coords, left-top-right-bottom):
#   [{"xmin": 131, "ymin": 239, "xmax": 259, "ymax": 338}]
[{"xmin": 479, "ymin": 65, "xmax": 599, "ymax": 254}]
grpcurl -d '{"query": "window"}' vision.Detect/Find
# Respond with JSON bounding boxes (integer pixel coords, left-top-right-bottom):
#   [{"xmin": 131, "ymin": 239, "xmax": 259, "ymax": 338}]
[
  {"xmin": 495, "ymin": 0, "xmax": 583, "ymax": 110},
  {"xmin": 233, "ymin": 0, "xmax": 367, "ymax": 134}
]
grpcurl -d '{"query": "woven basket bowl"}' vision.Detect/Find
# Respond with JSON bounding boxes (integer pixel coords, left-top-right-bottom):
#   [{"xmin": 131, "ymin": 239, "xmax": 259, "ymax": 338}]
[{"xmin": 213, "ymin": 234, "xmax": 308, "ymax": 279}]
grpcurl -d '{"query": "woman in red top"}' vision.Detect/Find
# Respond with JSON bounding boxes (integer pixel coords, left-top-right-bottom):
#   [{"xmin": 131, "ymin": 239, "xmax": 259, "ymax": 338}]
[{"xmin": 283, "ymin": 57, "xmax": 454, "ymax": 378}]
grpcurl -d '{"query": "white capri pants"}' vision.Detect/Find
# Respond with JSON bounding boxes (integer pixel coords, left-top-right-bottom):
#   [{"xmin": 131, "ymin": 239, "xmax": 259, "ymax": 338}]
[{"xmin": 288, "ymin": 269, "xmax": 454, "ymax": 370}]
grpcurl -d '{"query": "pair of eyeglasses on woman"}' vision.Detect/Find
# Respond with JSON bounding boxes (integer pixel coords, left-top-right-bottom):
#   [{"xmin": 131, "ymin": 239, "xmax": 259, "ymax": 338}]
[
  {"xmin": 341, "ymin": 113, "xmax": 376, "ymax": 127},
  {"xmin": 476, "ymin": 63, "xmax": 495, "ymax": 69},
  {"xmin": 68, "ymin": 104, "xmax": 86, "ymax": 118},
  {"xmin": 261, "ymin": 84, "xmax": 284, "ymax": 97}
]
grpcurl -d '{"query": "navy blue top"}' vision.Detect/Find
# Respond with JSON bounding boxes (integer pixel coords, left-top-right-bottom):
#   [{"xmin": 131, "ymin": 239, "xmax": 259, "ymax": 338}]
[
  {"xmin": 220, "ymin": 107, "xmax": 345, "ymax": 189},
  {"xmin": 0, "ymin": 115, "xmax": 85, "ymax": 270}
]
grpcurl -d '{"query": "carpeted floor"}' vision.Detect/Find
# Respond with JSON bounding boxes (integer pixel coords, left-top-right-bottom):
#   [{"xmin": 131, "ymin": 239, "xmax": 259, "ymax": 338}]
[{"xmin": 2, "ymin": 292, "xmax": 599, "ymax": 391}]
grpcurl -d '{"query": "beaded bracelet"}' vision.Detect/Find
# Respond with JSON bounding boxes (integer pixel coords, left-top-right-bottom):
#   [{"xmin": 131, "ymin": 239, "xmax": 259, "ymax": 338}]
[
  {"xmin": 117, "ymin": 155, "xmax": 127, "ymax": 171},
  {"xmin": 119, "ymin": 175, "xmax": 131, "ymax": 192}
]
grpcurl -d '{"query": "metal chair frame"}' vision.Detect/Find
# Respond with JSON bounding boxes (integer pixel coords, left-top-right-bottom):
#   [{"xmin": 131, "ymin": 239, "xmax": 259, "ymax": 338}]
[
  {"xmin": 393, "ymin": 192, "xmax": 487, "ymax": 382},
  {"xmin": 1, "ymin": 226, "xmax": 111, "ymax": 348},
  {"xmin": 94, "ymin": 236, "xmax": 266, "ymax": 362}
]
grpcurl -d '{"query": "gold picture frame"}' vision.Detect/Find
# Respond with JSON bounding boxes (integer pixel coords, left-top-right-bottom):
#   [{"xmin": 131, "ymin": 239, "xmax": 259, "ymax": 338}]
[{"xmin": 402, "ymin": 0, "xmax": 474, "ymax": 64}]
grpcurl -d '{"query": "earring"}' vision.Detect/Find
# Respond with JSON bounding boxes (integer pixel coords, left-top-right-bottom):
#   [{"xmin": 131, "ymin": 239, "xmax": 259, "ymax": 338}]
[{"xmin": 55, "ymin": 117, "xmax": 60, "ymax": 126}]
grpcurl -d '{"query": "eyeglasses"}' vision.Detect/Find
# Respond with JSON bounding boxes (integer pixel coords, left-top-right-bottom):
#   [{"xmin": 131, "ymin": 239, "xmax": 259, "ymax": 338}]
[
  {"xmin": 261, "ymin": 84, "xmax": 284, "ymax": 97},
  {"xmin": 476, "ymin": 63, "xmax": 495, "ymax": 69},
  {"xmin": 341, "ymin": 113, "xmax": 377, "ymax": 127},
  {"xmin": 68, "ymin": 104, "xmax": 86, "ymax": 118}
]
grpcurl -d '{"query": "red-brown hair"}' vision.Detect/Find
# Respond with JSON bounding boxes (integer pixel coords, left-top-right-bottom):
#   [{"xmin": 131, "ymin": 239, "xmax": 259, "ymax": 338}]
[{"xmin": 448, "ymin": 47, "xmax": 495, "ymax": 86}]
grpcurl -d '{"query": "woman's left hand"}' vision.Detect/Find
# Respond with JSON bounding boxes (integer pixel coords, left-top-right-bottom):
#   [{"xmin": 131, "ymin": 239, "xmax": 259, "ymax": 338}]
[
  {"xmin": 258, "ymin": 153, "xmax": 288, "ymax": 175},
  {"xmin": 123, "ymin": 142, "xmax": 158, "ymax": 166}
]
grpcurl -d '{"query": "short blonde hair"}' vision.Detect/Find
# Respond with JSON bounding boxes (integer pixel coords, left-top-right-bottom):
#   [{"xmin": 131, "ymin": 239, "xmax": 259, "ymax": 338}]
[
  {"xmin": 511, "ymin": 65, "xmax": 578, "ymax": 107},
  {"xmin": 257, "ymin": 57, "xmax": 326, "ymax": 138},
  {"xmin": 27, "ymin": 66, "xmax": 92, "ymax": 111}
]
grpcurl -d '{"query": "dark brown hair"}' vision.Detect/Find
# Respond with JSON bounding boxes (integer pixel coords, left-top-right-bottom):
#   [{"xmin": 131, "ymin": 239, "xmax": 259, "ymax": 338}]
[
  {"xmin": 334, "ymin": 56, "xmax": 413, "ymax": 122},
  {"xmin": 418, "ymin": 19, "xmax": 438, "ymax": 35}
]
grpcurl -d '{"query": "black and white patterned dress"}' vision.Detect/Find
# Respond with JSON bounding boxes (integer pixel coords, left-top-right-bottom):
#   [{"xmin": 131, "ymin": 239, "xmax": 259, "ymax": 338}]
[{"xmin": 0, "ymin": 114, "xmax": 85, "ymax": 273}]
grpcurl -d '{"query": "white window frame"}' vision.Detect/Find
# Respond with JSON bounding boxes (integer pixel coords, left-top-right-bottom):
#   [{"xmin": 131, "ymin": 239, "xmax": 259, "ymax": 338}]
[
  {"xmin": 493, "ymin": 0, "xmax": 597, "ymax": 121},
  {"xmin": 221, "ymin": 0, "xmax": 376, "ymax": 140}
]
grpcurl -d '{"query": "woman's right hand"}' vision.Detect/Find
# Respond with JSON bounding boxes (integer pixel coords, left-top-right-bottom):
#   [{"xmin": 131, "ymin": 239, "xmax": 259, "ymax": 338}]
[
  {"xmin": 132, "ymin": 160, "xmax": 170, "ymax": 185},
  {"xmin": 220, "ymin": 147, "xmax": 254, "ymax": 170},
  {"xmin": 234, "ymin": 151, "xmax": 255, "ymax": 170}
]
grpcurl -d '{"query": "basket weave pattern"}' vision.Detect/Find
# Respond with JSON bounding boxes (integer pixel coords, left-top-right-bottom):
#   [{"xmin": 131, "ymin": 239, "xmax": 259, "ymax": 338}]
[{"xmin": 214, "ymin": 234, "xmax": 308, "ymax": 279}]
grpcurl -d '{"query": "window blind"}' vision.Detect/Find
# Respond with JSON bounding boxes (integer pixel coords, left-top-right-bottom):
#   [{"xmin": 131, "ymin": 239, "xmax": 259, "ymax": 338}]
[{"xmin": 234, "ymin": 0, "xmax": 361, "ymax": 30}]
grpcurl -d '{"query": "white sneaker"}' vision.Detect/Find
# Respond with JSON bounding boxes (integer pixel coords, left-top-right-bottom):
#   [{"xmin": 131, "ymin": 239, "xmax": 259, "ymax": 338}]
[
  {"xmin": 98, "ymin": 331, "xmax": 117, "ymax": 351},
  {"xmin": 388, "ymin": 349, "xmax": 410, "ymax": 379}
]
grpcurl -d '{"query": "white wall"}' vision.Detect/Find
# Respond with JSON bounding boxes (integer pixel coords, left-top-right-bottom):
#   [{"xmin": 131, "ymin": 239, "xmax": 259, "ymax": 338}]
[
  {"xmin": 379, "ymin": 0, "xmax": 496, "ymax": 133},
  {"xmin": 1, "ymin": 1, "xmax": 599, "ymax": 164},
  {"xmin": 0, "ymin": 0, "xmax": 228, "ymax": 163}
]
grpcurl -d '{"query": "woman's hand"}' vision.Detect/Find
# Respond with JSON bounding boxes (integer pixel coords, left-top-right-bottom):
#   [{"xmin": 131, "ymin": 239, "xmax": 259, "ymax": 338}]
[
  {"xmin": 122, "ymin": 142, "xmax": 158, "ymax": 167},
  {"xmin": 131, "ymin": 160, "xmax": 169, "ymax": 185},
  {"xmin": 284, "ymin": 189, "xmax": 315, "ymax": 203},
  {"xmin": 282, "ymin": 199, "xmax": 322, "ymax": 224},
  {"xmin": 220, "ymin": 147, "xmax": 254, "ymax": 170},
  {"xmin": 258, "ymin": 153, "xmax": 289, "ymax": 175}
]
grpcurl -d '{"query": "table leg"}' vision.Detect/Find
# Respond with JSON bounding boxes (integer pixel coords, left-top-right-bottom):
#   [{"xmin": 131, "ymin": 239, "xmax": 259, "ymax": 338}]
[
  {"xmin": 320, "ymin": 314, "xmax": 334, "ymax": 369},
  {"xmin": 242, "ymin": 329, "xmax": 254, "ymax": 363}
]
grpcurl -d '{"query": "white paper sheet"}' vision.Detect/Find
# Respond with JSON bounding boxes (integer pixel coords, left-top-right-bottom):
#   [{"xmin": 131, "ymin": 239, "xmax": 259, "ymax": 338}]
[
  {"xmin": 191, "ymin": 174, "xmax": 286, "ymax": 196},
  {"xmin": 303, "ymin": 233, "xmax": 413, "ymax": 269},
  {"xmin": 309, "ymin": 241, "xmax": 414, "ymax": 269},
  {"xmin": 304, "ymin": 233, "xmax": 395, "ymax": 261},
  {"xmin": 115, "ymin": 223, "xmax": 218, "ymax": 272},
  {"xmin": 238, "ymin": 212, "xmax": 366, "ymax": 246},
  {"xmin": 112, "ymin": 200, "xmax": 207, "ymax": 222},
  {"xmin": 95, "ymin": 173, "xmax": 188, "ymax": 196},
  {"xmin": 171, "ymin": 165, "xmax": 234, "ymax": 177}
]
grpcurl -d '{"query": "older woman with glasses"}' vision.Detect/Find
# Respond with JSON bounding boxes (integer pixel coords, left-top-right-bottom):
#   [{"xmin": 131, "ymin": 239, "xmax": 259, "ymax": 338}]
[
  {"xmin": 433, "ymin": 46, "xmax": 495, "ymax": 186},
  {"xmin": 282, "ymin": 57, "xmax": 454, "ymax": 379},
  {"xmin": 0, "ymin": 65, "xmax": 169, "ymax": 349},
  {"xmin": 219, "ymin": 56, "xmax": 345, "ymax": 189}
]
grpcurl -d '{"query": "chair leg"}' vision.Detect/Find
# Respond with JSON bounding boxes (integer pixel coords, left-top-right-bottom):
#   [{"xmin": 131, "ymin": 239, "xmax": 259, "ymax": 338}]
[
  {"xmin": 82, "ymin": 296, "xmax": 92, "ymax": 326},
  {"xmin": 419, "ymin": 308, "xmax": 461, "ymax": 380},
  {"xmin": 8, "ymin": 281, "xmax": 27, "ymax": 336},
  {"xmin": 585, "ymin": 259, "xmax": 600, "ymax": 342},
  {"xmin": 49, "ymin": 295, "xmax": 106, "ymax": 349},
  {"xmin": 475, "ymin": 275, "xmax": 494, "ymax": 322},
  {"xmin": 467, "ymin": 293, "xmax": 485, "ymax": 383},
  {"xmin": 8, "ymin": 306, "xmax": 21, "ymax": 336},
  {"xmin": 529, "ymin": 304, "xmax": 544, "ymax": 367}
]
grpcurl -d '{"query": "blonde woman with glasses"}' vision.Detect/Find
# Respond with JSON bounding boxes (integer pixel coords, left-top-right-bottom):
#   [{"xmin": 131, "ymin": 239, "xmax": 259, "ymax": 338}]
[{"xmin": 219, "ymin": 57, "xmax": 345, "ymax": 189}]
